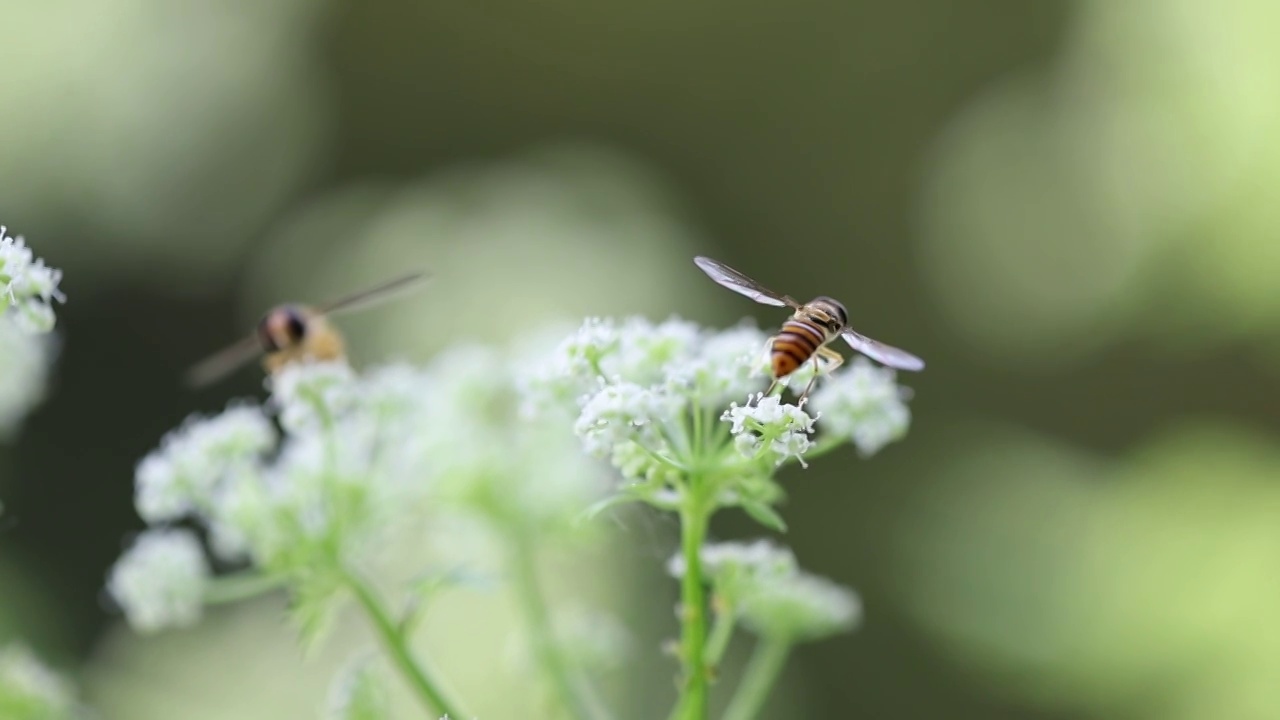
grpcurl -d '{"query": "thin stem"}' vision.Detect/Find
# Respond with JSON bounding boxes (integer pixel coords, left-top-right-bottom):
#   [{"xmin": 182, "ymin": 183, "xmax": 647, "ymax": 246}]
[
  {"xmin": 676, "ymin": 501, "xmax": 712, "ymax": 720},
  {"xmin": 720, "ymin": 638, "xmax": 792, "ymax": 720},
  {"xmin": 508, "ymin": 527, "xmax": 612, "ymax": 720},
  {"xmin": 343, "ymin": 570, "xmax": 469, "ymax": 720},
  {"xmin": 203, "ymin": 572, "xmax": 283, "ymax": 605},
  {"xmin": 702, "ymin": 596, "xmax": 736, "ymax": 672}
]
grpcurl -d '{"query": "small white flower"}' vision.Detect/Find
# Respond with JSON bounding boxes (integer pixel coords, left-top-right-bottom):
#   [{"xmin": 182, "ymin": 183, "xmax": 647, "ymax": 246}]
[
  {"xmin": 0, "ymin": 225, "xmax": 65, "ymax": 333},
  {"xmin": 667, "ymin": 539, "xmax": 797, "ymax": 582},
  {"xmin": 666, "ymin": 322, "xmax": 769, "ymax": 408},
  {"xmin": 574, "ymin": 381, "xmax": 679, "ymax": 458},
  {"xmin": 133, "ymin": 403, "xmax": 275, "ymax": 523},
  {"xmin": 739, "ymin": 570, "xmax": 862, "ymax": 643},
  {"xmin": 106, "ymin": 529, "xmax": 210, "ymax": 633},
  {"xmin": 807, "ymin": 357, "xmax": 910, "ymax": 456},
  {"xmin": 267, "ymin": 361, "xmax": 357, "ymax": 433},
  {"xmin": 721, "ymin": 394, "xmax": 816, "ymax": 466},
  {"xmin": 0, "ymin": 317, "xmax": 53, "ymax": 438},
  {"xmin": 0, "ymin": 643, "xmax": 79, "ymax": 719}
]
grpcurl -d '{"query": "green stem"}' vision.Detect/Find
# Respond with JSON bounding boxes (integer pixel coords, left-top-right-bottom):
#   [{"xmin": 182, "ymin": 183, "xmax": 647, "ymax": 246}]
[
  {"xmin": 720, "ymin": 638, "xmax": 792, "ymax": 720},
  {"xmin": 343, "ymin": 571, "xmax": 469, "ymax": 720},
  {"xmin": 508, "ymin": 529, "xmax": 612, "ymax": 720},
  {"xmin": 203, "ymin": 572, "xmax": 283, "ymax": 605},
  {"xmin": 676, "ymin": 501, "xmax": 712, "ymax": 720},
  {"xmin": 702, "ymin": 596, "xmax": 736, "ymax": 671}
]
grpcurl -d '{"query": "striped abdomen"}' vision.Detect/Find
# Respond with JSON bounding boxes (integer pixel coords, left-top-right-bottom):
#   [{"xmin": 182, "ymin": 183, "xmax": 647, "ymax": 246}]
[{"xmin": 771, "ymin": 318, "xmax": 831, "ymax": 378}]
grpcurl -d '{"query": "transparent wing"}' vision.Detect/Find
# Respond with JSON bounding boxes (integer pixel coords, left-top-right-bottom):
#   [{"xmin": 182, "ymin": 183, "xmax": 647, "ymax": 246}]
[
  {"xmin": 183, "ymin": 335, "xmax": 263, "ymax": 388},
  {"xmin": 693, "ymin": 256, "xmax": 799, "ymax": 308},
  {"xmin": 316, "ymin": 271, "xmax": 430, "ymax": 316},
  {"xmin": 841, "ymin": 330, "xmax": 925, "ymax": 372}
]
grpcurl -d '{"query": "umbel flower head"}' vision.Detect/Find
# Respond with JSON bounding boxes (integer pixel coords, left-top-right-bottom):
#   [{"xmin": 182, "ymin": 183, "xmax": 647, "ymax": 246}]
[
  {"xmin": 0, "ymin": 224, "xmax": 65, "ymax": 438},
  {"xmin": 0, "ymin": 225, "xmax": 64, "ymax": 335},
  {"xmin": 108, "ymin": 339, "xmax": 611, "ymax": 637},
  {"xmin": 669, "ymin": 539, "xmax": 861, "ymax": 643},
  {"xmin": 520, "ymin": 316, "xmax": 913, "ymax": 527}
]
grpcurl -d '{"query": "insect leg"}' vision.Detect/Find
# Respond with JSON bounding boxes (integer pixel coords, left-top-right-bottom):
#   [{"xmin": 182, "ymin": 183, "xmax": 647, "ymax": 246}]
[{"xmin": 798, "ymin": 347, "xmax": 845, "ymax": 406}]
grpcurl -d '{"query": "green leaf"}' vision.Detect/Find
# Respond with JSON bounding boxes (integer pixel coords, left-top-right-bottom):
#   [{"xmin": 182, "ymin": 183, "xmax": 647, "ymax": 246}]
[
  {"xmin": 288, "ymin": 573, "xmax": 344, "ymax": 655},
  {"xmin": 741, "ymin": 500, "xmax": 788, "ymax": 533}
]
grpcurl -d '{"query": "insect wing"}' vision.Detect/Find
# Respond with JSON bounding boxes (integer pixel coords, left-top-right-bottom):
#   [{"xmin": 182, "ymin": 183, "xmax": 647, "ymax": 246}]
[
  {"xmin": 693, "ymin": 256, "xmax": 798, "ymax": 308},
  {"xmin": 841, "ymin": 329, "xmax": 925, "ymax": 372},
  {"xmin": 183, "ymin": 335, "xmax": 264, "ymax": 388},
  {"xmin": 316, "ymin": 271, "xmax": 430, "ymax": 317}
]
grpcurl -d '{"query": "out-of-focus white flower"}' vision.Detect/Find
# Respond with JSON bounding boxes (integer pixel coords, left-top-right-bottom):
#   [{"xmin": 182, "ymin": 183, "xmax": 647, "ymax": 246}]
[
  {"xmin": 0, "ymin": 225, "xmax": 64, "ymax": 334},
  {"xmin": 722, "ymin": 394, "xmax": 817, "ymax": 467},
  {"xmin": 573, "ymin": 381, "xmax": 680, "ymax": 459},
  {"xmin": 0, "ymin": 225, "xmax": 63, "ymax": 439},
  {"xmin": 0, "ymin": 643, "xmax": 80, "ymax": 720},
  {"xmin": 807, "ymin": 357, "xmax": 911, "ymax": 456},
  {"xmin": 739, "ymin": 570, "xmax": 861, "ymax": 643},
  {"xmin": 0, "ymin": 318, "xmax": 52, "ymax": 438},
  {"xmin": 417, "ymin": 343, "xmax": 610, "ymax": 530},
  {"xmin": 667, "ymin": 539, "xmax": 797, "ymax": 581},
  {"xmin": 133, "ymin": 403, "xmax": 275, "ymax": 523},
  {"xmin": 106, "ymin": 529, "xmax": 211, "ymax": 633},
  {"xmin": 669, "ymin": 538, "xmax": 860, "ymax": 642},
  {"xmin": 666, "ymin": 322, "xmax": 771, "ymax": 409},
  {"xmin": 267, "ymin": 361, "xmax": 358, "ymax": 433}
]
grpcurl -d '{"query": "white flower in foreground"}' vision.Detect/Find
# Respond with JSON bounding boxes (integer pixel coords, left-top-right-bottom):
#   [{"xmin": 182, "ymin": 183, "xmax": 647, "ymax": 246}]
[
  {"xmin": 740, "ymin": 570, "xmax": 861, "ymax": 643},
  {"xmin": 133, "ymin": 403, "xmax": 275, "ymax": 523},
  {"xmin": 0, "ymin": 643, "xmax": 80, "ymax": 719},
  {"xmin": 0, "ymin": 318, "xmax": 53, "ymax": 438},
  {"xmin": 722, "ymin": 394, "xmax": 816, "ymax": 467},
  {"xmin": 0, "ymin": 225, "xmax": 64, "ymax": 334},
  {"xmin": 807, "ymin": 357, "xmax": 910, "ymax": 456},
  {"xmin": 521, "ymin": 317, "xmax": 914, "ymax": 530},
  {"xmin": 107, "ymin": 529, "xmax": 210, "ymax": 633}
]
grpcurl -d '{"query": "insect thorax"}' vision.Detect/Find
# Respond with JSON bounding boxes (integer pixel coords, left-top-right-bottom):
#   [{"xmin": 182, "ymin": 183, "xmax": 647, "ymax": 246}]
[{"xmin": 801, "ymin": 296, "xmax": 848, "ymax": 334}]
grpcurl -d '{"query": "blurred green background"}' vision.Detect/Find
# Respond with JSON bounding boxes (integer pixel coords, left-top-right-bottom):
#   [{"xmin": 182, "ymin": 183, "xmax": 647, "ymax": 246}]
[{"xmin": 4, "ymin": 0, "xmax": 1280, "ymax": 718}]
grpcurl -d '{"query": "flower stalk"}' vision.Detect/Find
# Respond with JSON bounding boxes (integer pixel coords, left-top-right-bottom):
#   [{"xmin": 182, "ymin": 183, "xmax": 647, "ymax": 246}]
[
  {"xmin": 508, "ymin": 521, "xmax": 613, "ymax": 720},
  {"xmin": 676, "ymin": 495, "xmax": 712, "ymax": 720},
  {"xmin": 721, "ymin": 638, "xmax": 791, "ymax": 720},
  {"xmin": 343, "ymin": 570, "xmax": 469, "ymax": 720}
]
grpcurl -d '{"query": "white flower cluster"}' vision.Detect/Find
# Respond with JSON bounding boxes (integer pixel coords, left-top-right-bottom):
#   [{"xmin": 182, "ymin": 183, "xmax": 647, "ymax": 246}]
[
  {"xmin": 109, "ymin": 341, "xmax": 611, "ymax": 635},
  {"xmin": 108, "ymin": 360, "xmax": 437, "ymax": 634},
  {"xmin": 521, "ymin": 317, "xmax": 914, "ymax": 514},
  {"xmin": 0, "ymin": 643, "xmax": 81, "ymax": 720},
  {"xmin": 0, "ymin": 225, "xmax": 64, "ymax": 335},
  {"xmin": 521, "ymin": 317, "xmax": 782, "ymax": 480},
  {"xmin": 807, "ymin": 357, "xmax": 911, "ymax": 456},
  {"xmin": 105, "ymin": 529, "xmax": 210, "ymax": 633},
  {"xmin": 0, "ymin": 224, "xmax": 64, "ymax": 438},
  {"xmin": 722, "ymin": 394, "xmax": 818, "ymax": 467},
  {"xmin": 669, "ymin": 539, "xmax": 860, "ymax": 643}
]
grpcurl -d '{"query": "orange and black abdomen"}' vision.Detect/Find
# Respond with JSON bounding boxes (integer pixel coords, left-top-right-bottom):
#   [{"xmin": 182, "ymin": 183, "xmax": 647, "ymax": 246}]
[{"xmin": 771, "ymin": 318, "xmax": 828, "ymax": 378}]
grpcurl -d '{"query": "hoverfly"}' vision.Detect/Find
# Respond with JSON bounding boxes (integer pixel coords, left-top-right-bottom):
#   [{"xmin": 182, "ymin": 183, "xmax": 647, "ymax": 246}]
[
  {"xmin": 693, "ymin": 255, "xmax": 923, "ymax": 402},
  {"xmin": 183, "ymin": 271, "xmax": 428, "ymax": 388}
]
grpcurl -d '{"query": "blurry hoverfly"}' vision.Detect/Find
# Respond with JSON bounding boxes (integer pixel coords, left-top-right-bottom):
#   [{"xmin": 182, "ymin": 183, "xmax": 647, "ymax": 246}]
[
  {"xmin": 693, "ymin": 255, "xmax": 923, "ymax": 402},
  {"xmin": 184, "ymin": 272, "xmax": 428, "ymax": 388}
]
